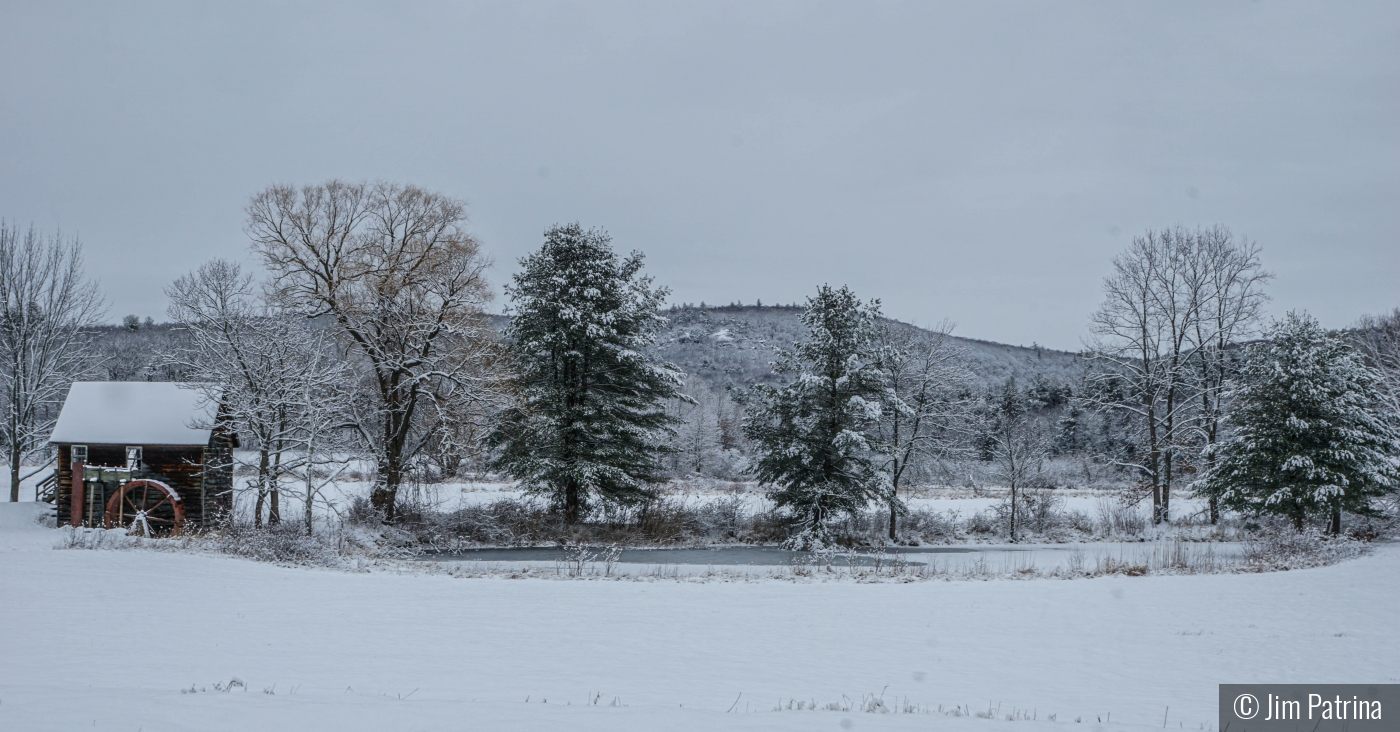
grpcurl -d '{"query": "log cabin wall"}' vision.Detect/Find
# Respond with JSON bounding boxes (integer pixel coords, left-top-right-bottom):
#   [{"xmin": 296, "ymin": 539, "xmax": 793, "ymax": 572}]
[
  {"xmin": 143, "ymin": 445, "xmax": 208, "ymax": 524},
  {"xmin": 54, "ymin": 443, "xmax": 127, "ymax": 526},
  {"xmin": 55, "ymin": 443, "xmax": 71, "ymax": 526},
  {"xmin": 55, "ymin": 443, "xmax": 215, "ymax": 528}
]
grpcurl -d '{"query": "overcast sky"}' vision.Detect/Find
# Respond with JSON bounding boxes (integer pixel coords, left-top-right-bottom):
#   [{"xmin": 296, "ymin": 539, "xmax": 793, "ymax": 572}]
[{"xmin": 1, "ymin": 1, "xmax": 1396, "ymax": 349}]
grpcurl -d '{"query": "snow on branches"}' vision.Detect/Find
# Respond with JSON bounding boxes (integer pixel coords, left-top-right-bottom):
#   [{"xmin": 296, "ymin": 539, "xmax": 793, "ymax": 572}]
[{"xmin": 1200, "ymin": 312, "xmax": 1400, "ymax": 532}]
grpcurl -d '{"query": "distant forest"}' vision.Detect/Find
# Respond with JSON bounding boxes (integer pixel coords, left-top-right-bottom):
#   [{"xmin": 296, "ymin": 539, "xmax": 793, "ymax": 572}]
[{"xmin": 88, "ymin": 305, "xmax": 1118, "ymax": 487}]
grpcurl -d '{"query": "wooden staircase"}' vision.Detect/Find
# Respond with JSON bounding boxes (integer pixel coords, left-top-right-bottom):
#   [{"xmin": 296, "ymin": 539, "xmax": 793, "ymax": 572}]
[{"xmin": 36, "ymin": 470, "xmax": 57, "ymax": 503}]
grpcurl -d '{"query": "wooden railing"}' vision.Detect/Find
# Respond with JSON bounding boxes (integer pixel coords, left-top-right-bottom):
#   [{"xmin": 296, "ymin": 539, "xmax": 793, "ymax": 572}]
[{"xmin": 36, "ymin": 470, "xmax": 57, "ymax": 503}]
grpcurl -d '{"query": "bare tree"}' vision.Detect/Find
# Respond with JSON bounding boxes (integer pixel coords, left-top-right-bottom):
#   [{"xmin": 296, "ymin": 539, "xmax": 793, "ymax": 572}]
[
  {"xmin": 987, "ymin": 377, "xmax": 1048, "ymax": 542},
  {"xmin": 1147, "ymin": 230, "xmax": 1205, "ymax": 523},
  {"xmin": 167, "ymin": 259, "xmax": 359, "ymax": 529},
  {"xmin": 167, "ymin": 260, "xmax": 301, "ymax": 525},
  {"xmin": 1084, "ymin": 234, "xmax": 1171, "ymax": 522},
  {"xmin": 874, "ymin": 321, "xmax": 973, "ymax": 541},
  {"xmin": 671, "ymin": 395, "xmax": 718, "ymax": 477},
  {"xmin": 1084, "ymin": 230, "xmax": 1199, "ymax": 524},
  {"xmin": 1355, "ymin": 309, "xmax": 1400, "ymax": 409},
  {"xmin": 1086, "ymin": 227, "xmax": 1271, "ymax": 524},
  {"xmin": 0, "ymin": 222, "xmax": 105, "ymax": 502},
  {"xmin": 1354, "ymin": 308, "xmax": 1400, "ymax": 521},
  {"xmin": 246, "ymin": 181, "xmax": 496, "ymax": 521},
  {"xmin": 416, "ymin": 346, "xmax": 510, "ymax": 484},
  {"xmin": 281, "ymin": 329, "xmax": 355, "ymax": 536},
  {"xmin": 1182, "ymin": 228, "xmax": 1271, "ymax": 523}
]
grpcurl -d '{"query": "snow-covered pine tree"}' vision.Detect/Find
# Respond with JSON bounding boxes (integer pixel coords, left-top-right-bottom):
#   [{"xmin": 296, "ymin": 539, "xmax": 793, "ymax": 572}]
[
  {"xmin": 489, "ymin": 224, "xmax": 684, "ymax": 524},
  {"xmin": 744, "ymin": 285, "xmax": 887, "ymax": 548},
  {"xmin": 1199, "ymin": 312, "xmax": 1400, "ymax": 532}
]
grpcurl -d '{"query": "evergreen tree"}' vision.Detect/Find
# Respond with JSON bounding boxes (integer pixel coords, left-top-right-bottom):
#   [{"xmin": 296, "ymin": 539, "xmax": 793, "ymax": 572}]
[
  {"xmin": 489, "ymin": 224, "xmax": 683, "ymax": 523},
  {"xmin": 744, "ymin": 285, "xmax": 887, "ymax": 547},
  {"xmin": 1055, "ymin": 404, "xmax": 1083, "ymax": 455},
  {"xmin": 1199, "ymin": 312, "xmax": 1400, "ymax": 532}
]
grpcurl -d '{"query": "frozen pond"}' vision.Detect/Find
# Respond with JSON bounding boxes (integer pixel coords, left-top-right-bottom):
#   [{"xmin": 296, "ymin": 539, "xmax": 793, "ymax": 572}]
[
  {"xmin": 427, "ymin": 545, "xmax": 990, "ymax": 566},
  {"xmin": 423, "ymin": 541, "xmax": 1247, "ymax": 575}
]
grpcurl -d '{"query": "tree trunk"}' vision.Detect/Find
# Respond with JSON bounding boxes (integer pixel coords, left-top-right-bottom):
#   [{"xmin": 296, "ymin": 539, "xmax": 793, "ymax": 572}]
[
  {"xmin": 269, "ymin": 422, "xmax": 286, "ymax": 525},
  {"xmin": 1161, "ymin": 449, "xmax": 1172, "ymax": 524},
  {"xmin": 254, "ymin": 446, "xmax": 271, "ymax": 528},
  {"xmin": 304, "ymin": 438, "xmax": 316, "ymax": 537},
  {"xmin": 372, "ymin": 440, "xmax": 404, "ymax": 522},
  {"xmin": 6, "ymin": 344, "xmax": 26, "ymax": 504},
  {"xmin": 268, "ymin": 444, "xmax": 282, "ymax": 525},
  {"xmin": 1202, "ymin": 382, "xmax": 1220, "ymax": 526},
  {"xmin": 888, "ymin": 458, "xmax": 901, "ymax": 542},
  {"xmin": 1329, "ymin": 504, "xmax": 1342, "ymax": 536},
  {"xmin": 1009, "ymin": 480, "xmax": 1018, "ymax": 542},
  {"xmin": 1013, "ymin": 481, "xmax": 1024, "ymax": 543},
  {"xmin": 8, "ymin": 442, "xmax": 20, "ymax": 503},
  {"xmin": 1147, "ymin": 403, "xmax": 1163, "ymax": 525},
  {"xmin": 564, "ymin": 479, "xmax": 581, "ymax": 525},
  {"xmin": 372, "ymin": 392, "xmax": 412, "ymax": 522},
  {"xmin": 370, "ymin": 485, "xmax": 398, "ymax": 521},
  {"xmin": 305, "ymin": 485, "xmax": 315, "ymax": 536}
]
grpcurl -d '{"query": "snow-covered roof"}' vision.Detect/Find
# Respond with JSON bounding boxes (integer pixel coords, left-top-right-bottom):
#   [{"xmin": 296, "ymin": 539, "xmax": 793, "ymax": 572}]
[{"xmin": 48, "ymin": 382, "xmax": 217, "ymax": 446}]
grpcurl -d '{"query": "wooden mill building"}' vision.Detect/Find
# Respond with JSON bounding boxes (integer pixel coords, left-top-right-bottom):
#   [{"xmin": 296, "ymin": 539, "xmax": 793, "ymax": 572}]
[{"xmin": 48, "ymin": 382, "xmax": 237, "ymax": 535}]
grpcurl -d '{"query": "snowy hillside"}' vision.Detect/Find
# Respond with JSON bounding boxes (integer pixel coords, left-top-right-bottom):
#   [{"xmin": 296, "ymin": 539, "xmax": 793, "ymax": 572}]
[
  {"xmin": 107, "ymin": 308, "xmax": 1080, "ymax": 396},
  {"xmin": 651, "ymin": 305, "xmax": 1083, "ymax": 393}
]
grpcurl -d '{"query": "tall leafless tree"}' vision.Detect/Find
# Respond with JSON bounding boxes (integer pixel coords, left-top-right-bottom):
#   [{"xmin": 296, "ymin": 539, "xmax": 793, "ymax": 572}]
[
  {"xmin": 1182, "ymin": 228, "xmax": 1271, "ymax": 523},
  {"xmin": 1145, "ymin": 229, "xmax": 1203, "ymax": 523},
  {"xmin": 0, "ymin": 223, "xmax": 104, "ymax": 501},
  {"xmin": 1084, "ymin": 232, "xmax": 1181, "ymax": 523},
  {"xmin": 987, "ymin": 377, "xmax": 1048, "ymax": 542},
  {"xmin": 281, "ymin": 327, "xmax": 356, "ymax": 536},
  {"xmin": 1086, "ymin": 227, "xmax": 1270, "ymax": 524},
  {"xmin": 669, "ymin": 391, "xmax": 718, "ymax": 477},
  {"xmin": 1355, "ymin": 309, "xmax": 1400, "ymax": 409},
  {"xmin": 874, "ymin": 321, "xmax": 973, "ymax": 540},
  {"xmin": 1353, "ymin": 308, "xmax": 1400, "ymax": 521},
  {"xmin": 165, "ymin": 259, "xmax": 352, "ymax": 526},
  {"xmin": 246, "ymin": 181, "xmax": 496, "ymax": 520}
]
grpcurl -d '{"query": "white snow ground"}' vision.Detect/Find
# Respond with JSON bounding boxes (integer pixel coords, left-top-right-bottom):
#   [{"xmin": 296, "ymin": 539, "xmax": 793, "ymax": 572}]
[{"xmin": 2, "ymin": 501, "xmax": 1397, "ymax": 732}]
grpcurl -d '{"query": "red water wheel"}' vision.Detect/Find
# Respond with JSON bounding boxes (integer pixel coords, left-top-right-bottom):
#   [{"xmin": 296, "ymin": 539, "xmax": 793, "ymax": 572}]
[{"xmin": 104, "ymin": 479, "xmax": 185, "ymax": 537}]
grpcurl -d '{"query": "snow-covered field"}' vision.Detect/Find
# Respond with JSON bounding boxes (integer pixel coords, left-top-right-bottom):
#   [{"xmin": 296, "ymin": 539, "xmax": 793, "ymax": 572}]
[{"xmin": 2, "ymin": 500, "xmax": 1397, "ymax": 732}]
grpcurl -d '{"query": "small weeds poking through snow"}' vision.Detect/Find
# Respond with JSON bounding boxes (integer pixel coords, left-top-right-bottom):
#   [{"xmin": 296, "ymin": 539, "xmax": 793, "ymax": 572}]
[
  {"xmin": 209, "ymin": 523, "xmax": 341, "ymax": 565},
  {"xmin": 182, "ymin": 677, "xmax": 246, "ymax": 694},
  {"xmin": 767, "ymin": 691, "xmax": 1050, "ymax": 722},
  {"xmin": 1096, "ymin": 498, "xmax": 1148, "ymax": 538},
  {"xmin": 53, "ymin": 520, "xmax": 399, "ymax": 571},
  {"xmin": 56, "ymin": 526, "xmax": 139, "ymax": 551},
  {"xmin": 32, "ymin": 507, "xmax": 56, "ymax": 528}
]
